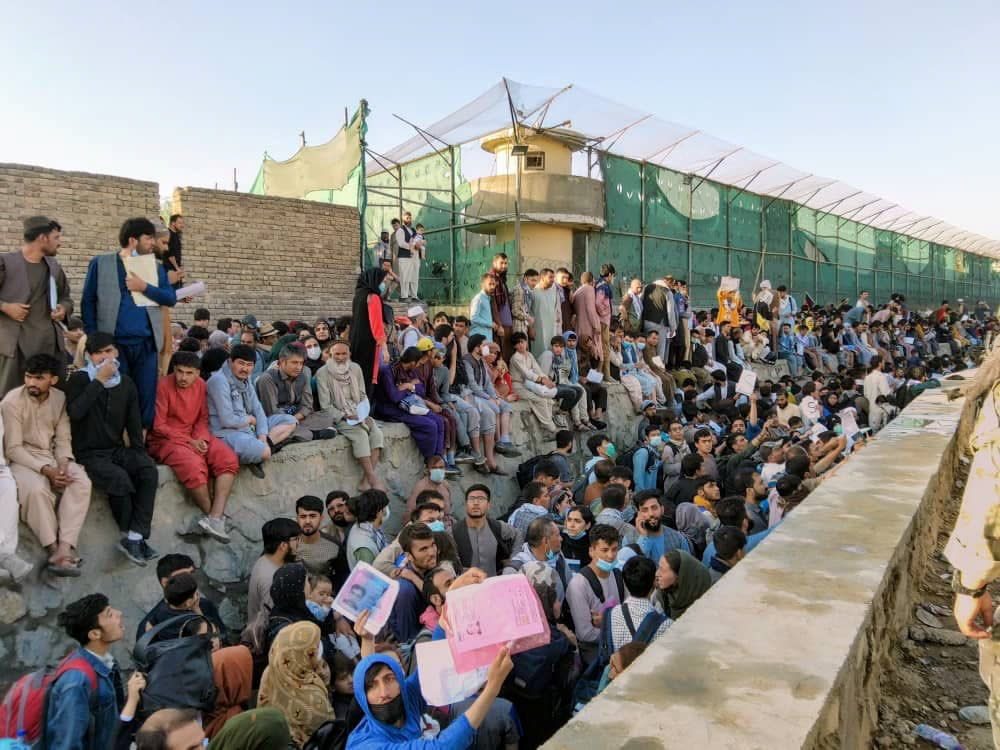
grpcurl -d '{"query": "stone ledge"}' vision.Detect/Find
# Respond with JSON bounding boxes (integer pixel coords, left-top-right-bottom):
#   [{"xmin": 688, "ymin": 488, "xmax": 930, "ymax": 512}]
[{"xmin": 544, "ymin": 382, "xmax": 967, "ymax": 750}]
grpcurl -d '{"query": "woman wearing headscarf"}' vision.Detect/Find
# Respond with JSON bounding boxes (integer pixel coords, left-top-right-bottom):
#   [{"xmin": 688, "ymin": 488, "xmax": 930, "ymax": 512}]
[
  {"xmin": 204, "ymin": 644, "xmax": 253, "ymax": 738},
  {"xmin": 372, "ymin": 347, "xmax": 445, "ymax": 461},
  {"xmin": 350, "ymin": 268, "xmax": 395, "ymax": 397},
  {"xmin": 674, "ymin": 502, "xmax": 711, "ymax": 560},
  {"xmin": 207, "ymin": 707, "xmax": 291, "ymax": 749},
  {"xmin": 265, "ymin": 563, "xmax": 335, "ymax": 673},
  {"xmin": 655, "ymin": 548, "xmax": 713, "ymax": 620},
  {"xmin": 258, "ymin": 621, "xmax": 335, "ymax": 748}
]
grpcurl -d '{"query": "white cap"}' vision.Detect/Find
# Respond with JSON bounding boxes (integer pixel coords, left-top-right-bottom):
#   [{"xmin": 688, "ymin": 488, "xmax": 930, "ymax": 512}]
[{"xmin": 407, "ymin": 305, "xmax": 424, "ymax": 318}]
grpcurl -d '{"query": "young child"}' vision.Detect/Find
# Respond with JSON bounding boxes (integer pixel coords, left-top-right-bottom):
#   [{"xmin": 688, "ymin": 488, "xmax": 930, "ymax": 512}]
[
  {"xmin": 306, "ymin": 572, "xmax": 334, "ymax": 622},
  {"xmin": 412, "ymin": 223, "xmax": 427, "ymax": 259},
  {"xmin": 331, "ymin": 651, "xmax": 357, "ymax": 719}
]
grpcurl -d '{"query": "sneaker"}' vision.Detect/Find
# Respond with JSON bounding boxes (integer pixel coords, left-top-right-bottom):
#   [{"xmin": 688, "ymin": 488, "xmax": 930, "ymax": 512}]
[
  {"xmin": 248, "ymin": 463, "xmax": 266, "ymax": 479},
  {"xmin": 117, "ymin": 538, "xmax": 147, "ymax": 567},
  {"xmin": 495, "ymin": 442, "xmax": 522, "ymax": 457},
  {"xmin": 198, "ymin": 515, "xmax": 231, "ymax": 544},
  {"xmin": 139, "ymin": 540, "xmax": 159, "ymax": 561},
  {"xmin": 473, "ymin": 452, "xmax": 487, "ymax": 466},
  {"xmin": 591, "ymin": 418, "xmax": 608, "ymax": 430},
  {"xmin": 454, "ymin": 449, "xmax": 477, "ymax": 464},
  {"xmin": 0, "ymin": 553, "xmax": 33, "ymax": 584},
  {"xmin": 444, "ymin": 464, "xmax": 462, "ymax": 479}
]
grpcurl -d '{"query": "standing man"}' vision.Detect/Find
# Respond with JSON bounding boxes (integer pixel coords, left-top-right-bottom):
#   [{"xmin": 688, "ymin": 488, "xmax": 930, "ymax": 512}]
[
  {"xmin": 469, "ymin": 273, "xmax": 497, "ymax": 342},
  {"xmin": 66, "ymin": 332, "xmax": 158, "ymax": 566},
  {"xmin": 1, "ymin": 353, "xmax": 92, "ymax": 576},
  {"xmin": 147, "ymin": 351, "xmax": 237, "ymax": 543},
  {"xmin": 642, "ymin": 274, "xmax": 678, "ymax": 361},
  {"xmin": 510, "ymin": 268, "xmax": 538, "ymax": 343},
  {"xmin": 530, "ymin": 268, "xmax": 562, "ymax": 359},
  {"xmin": 395, "ymin": 211, "xmax": 420, "ymax": 302},
  {"xmin": 487, "ymin": 253, "xmax": 513, "ymax": 361},
  {"xmin": 595, "ymin": 265, "xmax": 615, "ymax": 380},
  {"xmin": 670, "ymin": 280, "xmax": 691, "ymax": 368},
  {"xmin": 0, "ymin": 216, "xmax": 73, "ymax": 398},
  {"xmin": 81, "ymin": 217, "xmax": 177, "ymax": 427},
  {"xmin": 165, "ymin": 214, "xmax": 185, "ymax": 288}
]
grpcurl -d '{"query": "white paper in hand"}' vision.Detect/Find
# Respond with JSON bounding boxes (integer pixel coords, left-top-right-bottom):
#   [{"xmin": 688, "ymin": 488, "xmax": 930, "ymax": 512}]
[
  {"xmin": 347, "ymin": 398, "xmax": 371, "ymax": 426},
  {"xmin": 840, "ymin": 407, "xmax": 859, "ymax": 437},
  {"xmin": 123, "ymin": 255, "xmax": 160, "ymax": 307},
  {"xmin": 416, "ymin": 640, "xmax": 489, "ymax": 706},
  {"xmin": 651, "ymin": 356, "xmax": 666, "ymax": 370},
  {"xmin": 49, "ymin": 278, "xmax": 58, "ymax": 310},
  {"xmin": 735, "ymin": 368, "xmax": 757, "ymax": 396},
  {"xmin": 174, "ymin": 281, "xmax": 206, "ymax": 299},
  {"xmin": 585, "ymin": 369, "xmax": 603, "ymax": 384}
]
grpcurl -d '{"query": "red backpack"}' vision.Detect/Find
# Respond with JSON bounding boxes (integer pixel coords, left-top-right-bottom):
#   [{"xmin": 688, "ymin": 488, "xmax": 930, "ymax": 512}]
[{"xmin": 0, "ymin": 653, "xmax": 97, "ymax": 743}]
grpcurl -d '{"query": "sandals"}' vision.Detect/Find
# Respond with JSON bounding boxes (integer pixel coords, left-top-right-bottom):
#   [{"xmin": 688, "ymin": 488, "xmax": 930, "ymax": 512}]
[{"xmin": 47, "ymin": 556, "xmax": 82, "ymax": 577}]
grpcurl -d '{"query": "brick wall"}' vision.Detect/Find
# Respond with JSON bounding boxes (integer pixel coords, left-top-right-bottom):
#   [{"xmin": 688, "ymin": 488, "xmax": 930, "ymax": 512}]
[
  {"xmin": 0, "ymin": 163, "xmax": 160, "ymax": 295},
  {"xmin": 0, "ymin": 164, "xmax": 362, "ymax": 328},
  {"xmin": 171, "ymin": 187, "xmax": 361, "ymax": 325}
]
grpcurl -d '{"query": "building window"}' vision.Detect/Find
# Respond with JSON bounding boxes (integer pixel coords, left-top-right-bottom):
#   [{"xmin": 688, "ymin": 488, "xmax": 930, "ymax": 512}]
[{"xmin": 524, "ymin": 151, "xmax": 545, "ymax": 171}]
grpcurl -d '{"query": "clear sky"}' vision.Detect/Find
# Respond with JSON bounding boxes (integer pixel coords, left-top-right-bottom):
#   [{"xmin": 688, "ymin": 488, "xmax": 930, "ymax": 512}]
[{"xmin": 3, "ymin": 0, "xmax": 998, "ymax": 239}]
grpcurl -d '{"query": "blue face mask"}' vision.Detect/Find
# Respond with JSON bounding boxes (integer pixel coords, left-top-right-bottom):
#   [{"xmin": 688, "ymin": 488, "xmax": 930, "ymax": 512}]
[
  {"xmin": 649, "ymin": 435, "xmax": 663, "ymax": 449},
  {"xmin": 546, "ymin": 549, "xmax": 557, "ymax": 561},
  {"xmin": 429, "ymin": 468, "xmax": 446, "ymax": 483},
  {"xmin": 306, "ymin": 600, "xmax": 330, "ymax": 621},
  {"xmin": 637, "ymin": 342, "xmax": 646, "ymax": 351},
  {"xmin": 427, "ymin": 520, "xmax": 445, "ymax": 533},
  {"xmin": 596, "ymin": 558, "xmax": 616, "ymax": 573},
  {"xmin": 566, "ymin": 529, "xmax": 587, "ymax": 540},
  {"xmin": 379, "ymin": 281, "xmax": 387, "ymax": 294}
]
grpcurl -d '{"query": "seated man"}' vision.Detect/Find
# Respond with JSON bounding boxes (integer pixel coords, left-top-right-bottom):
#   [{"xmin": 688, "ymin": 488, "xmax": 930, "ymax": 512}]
[
  {"xmin": 0, "ymin": 410, "xmax": 31, "ymax": 583},
  {"xmin": 1, "ymin": 353, "xmax": 92, "ymax": 576},
  {"xmin": 207, "ymin": 344, "xmax": 297, "ymax": 479},
  {"xmin": 316, "ymin": 340, "xmax": 386, "ymax": 491},
  {"xmin": 507, "ymin": 331, "xmax": 560, "ymax": 437},
  {"xmin": 136, "ymin": 553, "xmax": 225, "ymax": 639},
  {"xmin": 66, "ymin": 332, "xmax": 157, "ymax": 567},
  {"xmin": 147, "ymin": 351, "xmax": 237, "ymax": 543},
  {"xmin": 388, "ymin": 522, "xmax": 438, "ymax": 643},
  {"xmin": 536, "ymin": 335, "xmax": 588, "ymax": 430},
  {"xmin": 256, "ymin": 342, "xmax": 338, "ymax": 443}
]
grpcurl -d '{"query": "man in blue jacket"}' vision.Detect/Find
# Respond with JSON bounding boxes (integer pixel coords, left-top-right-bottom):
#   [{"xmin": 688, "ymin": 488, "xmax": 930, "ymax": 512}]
[
  {"xmin": 46, "ymin": 593, "xmax": 126, "ymax": 750},
  {"xmin": 80, "ymin": 217, "xmax": 177, "ymax": 427}
]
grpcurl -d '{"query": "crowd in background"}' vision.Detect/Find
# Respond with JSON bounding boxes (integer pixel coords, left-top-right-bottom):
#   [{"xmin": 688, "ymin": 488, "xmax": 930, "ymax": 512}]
[{"xmin": 0, "ymin": 212, "xmax": 991, "ymax": 749}]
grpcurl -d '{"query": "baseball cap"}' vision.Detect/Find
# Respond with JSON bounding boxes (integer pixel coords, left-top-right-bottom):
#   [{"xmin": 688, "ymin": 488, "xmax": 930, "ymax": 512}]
[
  {"xmin": 241, "ymin": 314, "xmax": 259, "ymax": 329},
  {"xmin": 415, "ymin": 337, "xmax": 435, "ymax": 352}
]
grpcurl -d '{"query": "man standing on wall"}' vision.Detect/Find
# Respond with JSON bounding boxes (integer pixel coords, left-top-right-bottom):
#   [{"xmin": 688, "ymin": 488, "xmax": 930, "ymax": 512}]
[
  {"xmin": 395, "ymin": 211, "xmax": 420, "ymax": 302},
  {"xmin": 0, "ymin": 216, "xmax": 73, "ymax": 398},
  {"xmin": 641, "ymin": 274, "xmax": 678, "ymax": 361},
  {"xmin": 488, "ymin": 253, "xmax": 514, "ymax": 361},
  {"xmin": 81, "ymin": 217, "xmax": 177, "ymax": 427},
  {"xmin": 165, "ymin": 214, "xmax": 185, "ymax": 289}
]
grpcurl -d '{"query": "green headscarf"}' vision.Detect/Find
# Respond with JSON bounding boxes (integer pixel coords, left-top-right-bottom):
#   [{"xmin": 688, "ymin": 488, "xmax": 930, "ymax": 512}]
[
  {"xmin": 267, "ymin": 333, "xmax": 297, "ymax": 366},
  {"xmin": 665, "ymin": 549, "xmax": 713, "ymax": 619},
  {"xmin": 208, "ymin": 707, "xmax": 291, "ymax": 750}
]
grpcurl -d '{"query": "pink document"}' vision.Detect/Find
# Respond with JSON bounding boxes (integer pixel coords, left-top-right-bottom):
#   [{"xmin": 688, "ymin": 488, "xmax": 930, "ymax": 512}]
[{"xmin": 445, "ymin": 575, "xmax": 550, "ymax": 673}]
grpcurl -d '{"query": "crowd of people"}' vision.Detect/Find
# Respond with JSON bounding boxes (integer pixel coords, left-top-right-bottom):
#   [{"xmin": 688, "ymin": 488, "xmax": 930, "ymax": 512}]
[{"xmin": 0, "ymin": 212, "xmax": 992, "ymax": 749}]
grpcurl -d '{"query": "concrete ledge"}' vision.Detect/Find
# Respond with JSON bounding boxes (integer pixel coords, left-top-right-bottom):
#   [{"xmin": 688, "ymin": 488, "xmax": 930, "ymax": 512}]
[
  {"xmin": 545, "ymin": 382, "xmax": 968, "ymax": 750},
  {"xmin": 2, "ymin": 386, "xmax": 640, "ymax": 683}
]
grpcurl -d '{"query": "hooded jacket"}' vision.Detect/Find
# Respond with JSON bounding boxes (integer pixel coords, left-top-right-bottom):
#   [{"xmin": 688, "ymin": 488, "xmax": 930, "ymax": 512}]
[{"xmin": 348, "ymin": 654, "xmax": 475, "ymax": 750}]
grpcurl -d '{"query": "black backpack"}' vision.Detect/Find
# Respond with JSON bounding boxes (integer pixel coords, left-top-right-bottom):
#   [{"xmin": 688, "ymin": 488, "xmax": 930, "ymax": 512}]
[
  {"xmin": 133, "ymin": 615, "xmax": 217, "ymax": 716},
  {"xmin": 304, "ymin": 719, "xmax": 349, "ymax": 750},
  {"xmin": 515, "ymin": 451, "xmax": 557, "ymax": 489}
]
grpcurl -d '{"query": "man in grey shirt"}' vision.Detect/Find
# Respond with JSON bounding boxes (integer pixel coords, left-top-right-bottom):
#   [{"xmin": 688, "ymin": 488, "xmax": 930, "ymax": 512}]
[
  {"xmin": 246, "ymin": 517, "xmax": 300, "ymax": 623},
  {"xmin": 452, "ymin": 484, "xmax": 519, "ymax": 577}
]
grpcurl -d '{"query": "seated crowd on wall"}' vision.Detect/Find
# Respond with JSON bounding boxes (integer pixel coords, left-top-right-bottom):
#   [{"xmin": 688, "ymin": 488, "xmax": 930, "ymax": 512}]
[{"xmin": 0, "ymin": 212, "xmax": 990, "ymax": 749}]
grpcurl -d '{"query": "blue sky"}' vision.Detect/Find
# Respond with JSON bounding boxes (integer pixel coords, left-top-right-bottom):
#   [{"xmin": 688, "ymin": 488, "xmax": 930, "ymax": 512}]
[{"xmin": 3, "ymin": 0, "xmax": 998, "ymax": 238}]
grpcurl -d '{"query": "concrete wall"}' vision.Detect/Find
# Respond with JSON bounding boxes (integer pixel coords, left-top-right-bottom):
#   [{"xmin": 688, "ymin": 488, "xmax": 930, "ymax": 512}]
[
  {"xmin": 170, "ymin": 187, "xmax": 361, "ymax": 323},
  {"xmin": 545, "ymin": 381, "xmax": 969, "ymax": 750},
  {"xmin": 0, "ymin": 385, "xmax": 641, "ymax": 686},
  {"xmin": 0, "ymin": 163, "xmax": 160, "ymax": 292}
]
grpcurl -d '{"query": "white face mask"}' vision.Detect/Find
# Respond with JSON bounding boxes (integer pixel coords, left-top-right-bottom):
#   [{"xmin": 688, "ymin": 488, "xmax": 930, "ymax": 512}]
[
  {"xmin": 480, "ymin": 344, "xmax": 491, "ymax": 357},
  {"xmin": 306, "ymin": 346, "xmax": 321, "ymax": 360}
]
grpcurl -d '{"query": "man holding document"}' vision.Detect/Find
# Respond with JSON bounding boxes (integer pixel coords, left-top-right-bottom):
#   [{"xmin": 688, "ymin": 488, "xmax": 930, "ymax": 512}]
[{"xmin": 81, "ymin": 217, "xmax": 177, "ymax": 427}]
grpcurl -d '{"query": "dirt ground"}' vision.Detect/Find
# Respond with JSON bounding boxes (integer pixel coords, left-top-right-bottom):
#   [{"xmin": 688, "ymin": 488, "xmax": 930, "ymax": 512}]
[{"xmin": 876, "ymin": 456, "xmax": 995, "ymax": 749}]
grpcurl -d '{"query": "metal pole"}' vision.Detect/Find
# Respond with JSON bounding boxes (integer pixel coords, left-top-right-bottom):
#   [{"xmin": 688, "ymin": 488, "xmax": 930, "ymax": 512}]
[
  {"xmin": 449, "ymin": 145, "xmax": 457, "ymax": 303},
  {"xmin": 639, "ymin": 161, "xmax": 646, "ymax": 281},
  {"xmin": 514, "ymin": 148, "xmax": 522, "ymax": 264}
]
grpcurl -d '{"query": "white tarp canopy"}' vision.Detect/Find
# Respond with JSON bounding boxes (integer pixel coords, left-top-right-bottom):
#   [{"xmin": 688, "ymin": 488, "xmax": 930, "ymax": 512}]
[{"xmin": 372, "ymin": 78, "xmax": 1000, "ymax": 259}]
